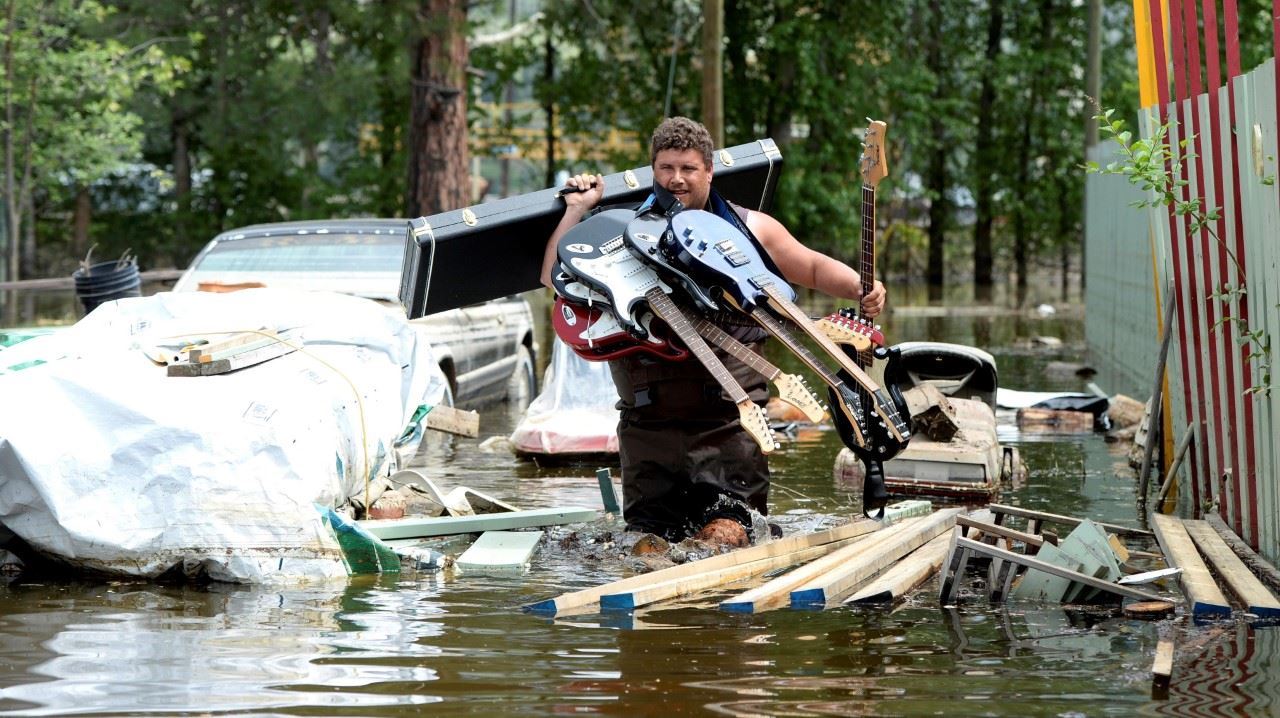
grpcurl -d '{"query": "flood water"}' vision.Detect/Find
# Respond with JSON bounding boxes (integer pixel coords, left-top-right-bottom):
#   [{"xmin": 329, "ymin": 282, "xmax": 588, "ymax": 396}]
[{"xmin": 0, "ymin": 285, "xmax": 1277, "ymax": 716}]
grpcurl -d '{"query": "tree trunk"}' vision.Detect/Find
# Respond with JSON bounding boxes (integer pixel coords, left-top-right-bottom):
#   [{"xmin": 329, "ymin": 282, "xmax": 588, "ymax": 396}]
[
  {"xmin": 700, "ymin": 0, "xmax": 724, "ymax": 147},
  {"xmin": 172, "ymin": 111, "xmax": 191, "ymax": 247},
  {"xmin": 543, "ymin": 21, "xmax": 555, "ymax": 188},
  {"xmin": 407, "ymin": 0, "xmax": 470, "ymax": 217},
  {"xmin": 19, "ymin": 193, "xmax": 34, "ymax": 278},
  {"xmin": 73, "ymin": 185, "xmax": 91, "ymax": 261},
  {"xmin": 972, "ymin": 0, "xmax": 1004, "ymax": 301},
  {"xmin": 925, "ymin": 0, "xmax": 948, "ymax": 301}
]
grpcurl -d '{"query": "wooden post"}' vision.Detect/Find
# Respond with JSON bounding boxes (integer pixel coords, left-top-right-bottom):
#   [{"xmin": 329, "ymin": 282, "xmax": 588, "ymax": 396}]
[
  {"xmin": 1139, "ymin": 281, "xmax": 1178, "ymax": 498},
  {"xmin": 1156, "ymin": 422, "xmax": 1195, "ymax": 508}
]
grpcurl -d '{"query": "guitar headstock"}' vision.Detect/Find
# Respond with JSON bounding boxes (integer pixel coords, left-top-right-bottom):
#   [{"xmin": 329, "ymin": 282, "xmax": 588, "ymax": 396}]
[
  {"xmin": 736, "ymin": 401, "xmax": 777, "ymax": 455},
  {"xmin": 772, "ymin": 373, "xmax": 827, "ymax": 424},
  {"xmin": 817, "ymin": 312, "xmax": 884, "ymax": 351},
  {"xmin": 860, "ymin": 120, "xmax": 888, "ymax": 189}
]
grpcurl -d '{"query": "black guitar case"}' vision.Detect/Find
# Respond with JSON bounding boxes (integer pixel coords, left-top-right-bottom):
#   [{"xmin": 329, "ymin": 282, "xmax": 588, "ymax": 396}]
[{"xmin": 399, "ymin": 139, "xmax": 783, "ymax": 318}]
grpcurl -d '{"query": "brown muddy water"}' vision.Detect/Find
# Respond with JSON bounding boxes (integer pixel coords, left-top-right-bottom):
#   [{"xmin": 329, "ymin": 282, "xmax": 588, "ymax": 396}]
[{"xmin": 0, "ymin": 287, "xmax": 1277, "ymax": 716}]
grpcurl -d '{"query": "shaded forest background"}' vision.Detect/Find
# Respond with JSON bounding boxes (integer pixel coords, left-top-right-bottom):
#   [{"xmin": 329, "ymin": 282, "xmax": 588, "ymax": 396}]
[{"xmin": 1, "ymin": 0, "xmax": 1276, "ymax": 302}]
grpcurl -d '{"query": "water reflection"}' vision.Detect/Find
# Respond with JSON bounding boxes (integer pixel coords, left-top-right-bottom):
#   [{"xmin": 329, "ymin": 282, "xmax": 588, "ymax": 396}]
[{"xmin": 0, "ymin": 293, "xmax": 1277, "ymax": 716}]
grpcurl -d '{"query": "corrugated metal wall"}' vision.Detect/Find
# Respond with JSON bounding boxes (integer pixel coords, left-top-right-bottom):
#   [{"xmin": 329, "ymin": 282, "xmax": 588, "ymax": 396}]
[{"xmin": 1085, "ymin": 59, "xmax": 1279, "ymax": 564}]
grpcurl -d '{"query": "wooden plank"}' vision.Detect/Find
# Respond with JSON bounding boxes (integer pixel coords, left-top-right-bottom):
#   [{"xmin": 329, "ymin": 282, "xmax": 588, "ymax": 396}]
[
  {"xmin": 361, "ymin": 506, "xmax": 597, "ymax": 540},
  {"xmin": 720, "ymin": 519, "xmax": 919, "ymax": 614},
  {"xmin": 456, "ymin": 531, "xmax": 543, "ymax": 569},
  {"xmin": 845, "ymin": 531, "xmax": 951, "ymax": 604},
  {"xmin": 596, "ymin": 468, "xmax": 621, "ymax": 514},
  {"xmin": 424, "ymin": 405, "xmax": 480, "ymax": 438},
  {"xmin": 1152, "ymin": 639, "xmax": 1174, "ymax": 685},
  {"xmin": 1016, "ymin": 407, "xmax": 1095, "ymax": 432},
  {"xmin": 1204, "ymin": 514, "xmax": 1280, "ymax": 595},
  {"xmin": 953, "ymin": 536, "xmax": 1166, "ymax": 602},
  {"xmin": 791, "ymin": 509, "xmax": 962, "ymax": 607},
  {"xmin": 190, "ymin": 330, "xmax": 278, "ymax": 362},
  {"xmin": 599, "ymin": 539, "xmax": 860, "ymax": 611},
  {"xmin": 1184, "ymin": 520, "xmax": 1280, "ymax": 618},
  {"xmin": 957, "ymin": 516, "xmax": 1045, "ymax": 550},
  {"xmin": 989, "ymin": 503, "xmax": 1153, "ymax": 537},
  {"xmin": 200, "ymin": 339, "xmax": 297, "ymax": 375},
  {"xmin": 1148, "ymin": 513, "xmax": 1232, "ymax": 617},
  {"xmin": 524, "ymin": 518, "xmax": 881, "ymax": 615},
  {"xmin": 881, "ymin": 499, "xmax": 933, "ymax": 524}
]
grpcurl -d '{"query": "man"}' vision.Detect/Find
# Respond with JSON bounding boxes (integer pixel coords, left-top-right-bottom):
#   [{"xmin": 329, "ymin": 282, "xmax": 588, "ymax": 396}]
[{"xmin": 542, "ymin": 117, "xmax": 885, "ymax": 547}]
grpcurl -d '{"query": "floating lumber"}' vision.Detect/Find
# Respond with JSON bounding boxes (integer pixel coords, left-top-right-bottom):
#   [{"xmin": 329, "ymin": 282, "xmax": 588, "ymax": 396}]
[
  {"xmin": 525, "ymin": 518, "xmax": 881, "ymax": 615},
  {"xmin": 599, "ymin": 539, "xmax": 860, "ymax": 611},
  {"xmin": 424, "ymin": 405, "xmax": 480, "ymax": 438},
  {"xmin": 988, "ymin": 504, "xmax": 1152, "ymax": 537},
  {"xmin": 1152, "ymin": 639, "xmax": 1174, "ymax": 686},
  {"xmin": 845, "ymin": 531, "xmax": 951, "ymax": 604},
  {"xmin": 456, "ymin": 531, "xmax": 543, "ymax": 570},
  {"xmin": 1184, "ymin": 520, "xmax": 1280, "ymax": 618},
  {"xmin": 1204, "ymin": 514, "xmax": 1280, "ymax": 595},
  {"xmin": 360, "ymin": 506, "xmax": 597, "ymax": 540},
  {"xmin": 902, "ymin": 384, "xmax": 959, "ymax": 442},
  {"xmin": 942, "ymin": 535, "xmax": 1165, "ymax": 603},
  {"xmin": 721, "ymin": 517, "xmax": 927, "ymax": 614},
  {"xmin": 791, "ymin": 509, "xmax": 962, "ymax": 607},
  {"xmin": 1015, "ymin": 407, "xmax": 1094, "ymax": 432},
  {"xmin": 1148, "ymin": 514, "xmax": 1231, "ymax": 618},
  {"xmin": 881, "ymin": 499, "xmax": 933, "ymax": 524}
]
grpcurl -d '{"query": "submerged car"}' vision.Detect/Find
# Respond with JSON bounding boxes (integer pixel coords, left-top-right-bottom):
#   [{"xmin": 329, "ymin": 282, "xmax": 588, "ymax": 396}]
[{"xmin": 172, "ymin": 219, "xmax": 537, "ymax": 409}]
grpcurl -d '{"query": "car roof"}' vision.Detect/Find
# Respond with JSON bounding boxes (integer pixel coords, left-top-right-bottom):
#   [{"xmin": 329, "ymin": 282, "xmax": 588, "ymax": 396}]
[{"xmin": 212, "ymin": 218, "xmax": 408, "ymax": 240}]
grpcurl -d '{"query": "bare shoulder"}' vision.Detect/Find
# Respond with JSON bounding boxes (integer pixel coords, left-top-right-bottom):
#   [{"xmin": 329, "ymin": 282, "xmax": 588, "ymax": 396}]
[{"xmin": 745, "ymin": 209, "xmax": 800, "ymax": 251}]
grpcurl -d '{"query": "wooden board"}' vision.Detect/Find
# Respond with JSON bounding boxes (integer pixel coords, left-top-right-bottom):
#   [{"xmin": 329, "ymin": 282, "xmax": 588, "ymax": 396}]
[
  {"xmin": 955, "ymin": 536, "xmax": 1165, "ymax": 602},
  {"xmin": 188, "ymin": 329, "xmax": 275, "ymax": 362},
  {"xmin": 525, "ymin": 518, "xmax": 881, "ymax": 615},
  {"xmin": 790, "ymin": 509, "xmax": 962, "ymax": 607},
  {"xmin": 598, "ymin": 539, "xmax": 859, "ymax": 611},
  {"xmin": 881, "ymin": 500, "xmax": 933, "ymax": 524},
  {"xmin": 1149, "ymin": 514, "xmax": 1232, "ymax": 618},
  {"xmin": 424, "ymin": 405, "xmax": 480, "ymax": 438},
  {"xmin": 456, "ymin": 531, "xmax": 543, "ymax": 569},
  {"xmin": 720, "ymin": 518, "xmax": 925, "ymax": 614},
  {"xmin": 956, "ymin": 515, "xmax": 1045, "ymax": 550},
  {"xmin": 845, "ymin": 531, "xmax": 951, "ymax": 604},
  {"xmin": 1152, "ymin": 639, "xmax": 1174, "ymax": 684},
  {"xmin": 1184, "ymin": 520, "xmax": 1280, "ymax": 618},
  {"xmin": 360, "ymin": 506, "xmax": 597, "ymax": 540},
  {"xmin": 167, "ymin": 338, "xmax": 297, "ymax": 377},
  {"xmin": 989, "ymin": 504, "xmax": 1152, "ymax": 537}
]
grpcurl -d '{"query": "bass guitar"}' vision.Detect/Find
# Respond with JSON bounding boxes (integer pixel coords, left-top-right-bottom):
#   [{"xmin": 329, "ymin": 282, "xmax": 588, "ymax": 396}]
[
  {"xmin": 556, "ymin": 214, "xmax": 776, "ymax": 454},
  {"xmin": 834, "ymin": 119, "xmax": 912, "ymax": 515}
]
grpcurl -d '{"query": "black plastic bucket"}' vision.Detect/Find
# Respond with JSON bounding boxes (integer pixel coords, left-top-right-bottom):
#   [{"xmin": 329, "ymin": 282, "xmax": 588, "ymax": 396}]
[{"xmin": 73, "ymin": 259, "xmax": 142, "ymax": 313}]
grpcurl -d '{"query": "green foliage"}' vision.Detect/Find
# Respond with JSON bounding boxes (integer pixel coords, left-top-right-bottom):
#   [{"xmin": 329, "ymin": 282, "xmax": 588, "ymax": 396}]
[{"xmin": 1088, "ymin": 111, "xmax": 1271, "ymax": 396}]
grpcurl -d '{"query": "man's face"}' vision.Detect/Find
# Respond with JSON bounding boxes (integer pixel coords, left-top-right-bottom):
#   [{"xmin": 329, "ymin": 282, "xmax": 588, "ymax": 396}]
[{"xmin": 653, "ymin": 148, "xmax": 713, "ymax": 210}]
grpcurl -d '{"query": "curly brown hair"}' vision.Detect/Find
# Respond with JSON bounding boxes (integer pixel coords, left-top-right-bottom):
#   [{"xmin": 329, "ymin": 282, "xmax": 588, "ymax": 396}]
[{"xmin": 650, "ymin": 117, "xmax": 714, "ymax": 169}]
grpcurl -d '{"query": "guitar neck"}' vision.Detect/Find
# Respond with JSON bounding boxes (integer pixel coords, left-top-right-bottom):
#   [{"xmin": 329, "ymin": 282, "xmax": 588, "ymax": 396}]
[
  {"xmin": 644, "ymin": 288, "xmax": 750, "ymax": 405},
  {"xmin": 688, "ymin": 315, "xmax": 781, "ymax": 381},
  {"xmin": 856, "ymin": 184, "xmax": 877, "ymax": 368},
  {"xmin": 761, "ymin": 284, "xmax": 880, "ymax": 390},
  {"xmin": 745, "ymin": 301, "xmax": 846, "ymax": 390}
]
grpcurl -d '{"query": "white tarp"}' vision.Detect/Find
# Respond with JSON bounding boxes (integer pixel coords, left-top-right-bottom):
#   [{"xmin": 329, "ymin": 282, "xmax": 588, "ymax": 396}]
[
  {"xmin": 509, "ymin": 338, "xmax": 619, "ymax": 456},
  {"xmin": 0, "ymin": 288, "xmax": 448, "ymax": 583}
]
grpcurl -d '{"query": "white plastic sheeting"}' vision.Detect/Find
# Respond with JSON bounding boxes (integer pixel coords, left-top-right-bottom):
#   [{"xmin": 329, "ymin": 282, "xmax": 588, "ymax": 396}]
[
  {"xmin": 510, "ymin": 338, "xmax": 619, "ymax": 457},
  {"xmin": 0, "ymin": 288, "xmax": 448, "ymax": 583}
]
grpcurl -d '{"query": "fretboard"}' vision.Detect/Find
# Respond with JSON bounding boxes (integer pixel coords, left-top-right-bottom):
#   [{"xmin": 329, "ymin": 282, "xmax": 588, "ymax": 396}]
[
  {"xmin": 645, "ymin": 288, "xmax": 749, "ymax": 405},
  {"xmin": 856, "ymin": 183, "xmax": 877, "ymax": 369},
  {"xmin": 688, "ymin": 315, "xmax": 781, "ymax": 381}
]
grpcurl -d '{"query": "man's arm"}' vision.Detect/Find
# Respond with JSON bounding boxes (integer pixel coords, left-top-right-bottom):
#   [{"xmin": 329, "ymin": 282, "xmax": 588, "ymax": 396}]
[
  {"xmin": 745, "ymin": 210, "xmax": 886, "ymax": 317},
  {"xmin": 541, "ymin": 173, "xmax": 605, "ymax": 288}
]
